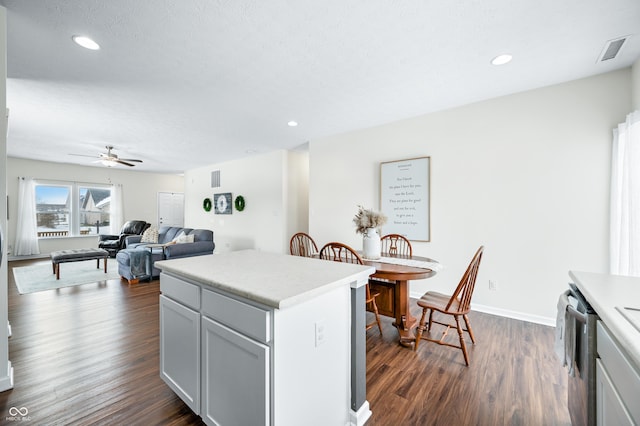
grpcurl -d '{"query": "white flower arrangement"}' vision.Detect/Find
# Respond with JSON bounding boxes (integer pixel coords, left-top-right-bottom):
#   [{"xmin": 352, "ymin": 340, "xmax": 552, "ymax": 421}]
[{"xmin": 353, "ymin": 205, "xmax": 387, "ymax": 234}]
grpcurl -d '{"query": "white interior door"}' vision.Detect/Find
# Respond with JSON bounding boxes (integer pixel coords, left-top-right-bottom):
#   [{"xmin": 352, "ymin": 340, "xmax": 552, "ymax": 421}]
[{"xmin": 158, "ymin": 192, "xmax": 184, "ymax": 228}]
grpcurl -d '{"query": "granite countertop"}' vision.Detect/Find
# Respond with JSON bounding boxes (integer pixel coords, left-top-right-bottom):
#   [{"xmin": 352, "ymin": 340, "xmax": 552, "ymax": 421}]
[
  {"xmin": 155, "ymin": 249, "xmax": 375, "ymax": 309},
  {"xmin": 569, "ymin": 270, "xmax": 640, "ymax": 368}
]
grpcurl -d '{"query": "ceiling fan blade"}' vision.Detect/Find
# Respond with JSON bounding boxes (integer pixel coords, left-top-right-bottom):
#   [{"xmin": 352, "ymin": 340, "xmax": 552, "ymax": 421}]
[
  {"xmin": 69, "ymin": 153, "xmax": 99, "ymax": 158},
  {"xmin": 70, "ymin": 146, "xmax": 142, "ymax": 166}
]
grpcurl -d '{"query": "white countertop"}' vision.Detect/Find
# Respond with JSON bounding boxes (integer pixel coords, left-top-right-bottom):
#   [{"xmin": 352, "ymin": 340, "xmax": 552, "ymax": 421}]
[
  {"xmin": 569, "ymin": 270, "xmax": 640, "ymax": 368},
  {"xmin": 155, "ymin": 249, "xmax": 375, "ymax": 309}
]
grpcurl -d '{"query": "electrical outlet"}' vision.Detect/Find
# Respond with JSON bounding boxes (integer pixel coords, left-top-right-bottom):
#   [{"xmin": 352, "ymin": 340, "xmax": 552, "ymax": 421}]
[
  {"xmin": 315, "ymin": 320, "xmax": 326, "ymax": 347},
  {"xmin": 489, "ymin": 280, "xmax": 498, "ymax": 291}
]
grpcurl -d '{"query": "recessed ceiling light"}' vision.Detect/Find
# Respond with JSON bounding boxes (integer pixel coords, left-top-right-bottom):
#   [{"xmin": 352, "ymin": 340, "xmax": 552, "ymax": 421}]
[
  {"xmin": 72, "ymin": 35, "xmax": 100, "ymax": 50},
  {"xmin": 491, "ymin": 54, "xmax": 512, "ymax": 66},
  {"xmin": 287, "ymin": 121, "xmax": 298, "ymax": 127}
]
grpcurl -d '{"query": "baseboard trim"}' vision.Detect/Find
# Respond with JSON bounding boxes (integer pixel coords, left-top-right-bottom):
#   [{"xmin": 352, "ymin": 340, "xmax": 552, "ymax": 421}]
[
  {"xmin": 349, "ymin": 400, "xmax": 372, "ymax": 426},
  {"xmin": 0, "ymin": 361, "xmax": 14, "ymax": 392},
  {"xmin": 8, "ymin": 254, "xmax": 49, "ymax": 261},
  {"xmin": 470, "ymin": 303, "xmax": 556, "ymax": 327},
  {"xmin": 409, "ymin": 291, "xmax": 555, "ymax": 327}
]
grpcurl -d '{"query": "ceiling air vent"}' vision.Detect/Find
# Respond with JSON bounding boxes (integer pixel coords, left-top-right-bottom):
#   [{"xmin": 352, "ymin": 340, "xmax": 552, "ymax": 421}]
[
  {"xmin": 598, "ymin": 36, "xmax": 628, "ymax": 62},
  {"xmin": 211, "ymin": 170, "xmax": 221, "ymax": 188}
]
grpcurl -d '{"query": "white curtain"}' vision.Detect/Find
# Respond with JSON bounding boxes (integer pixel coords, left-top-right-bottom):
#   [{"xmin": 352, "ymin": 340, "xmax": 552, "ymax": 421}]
[
  {"xmin": 14, "ymin": 177, "xmax": 40, "ymax": 256},
  {"xmin": 610, "ymin": 110, "xmax": 640, "ymax": 276},
  {"xmin": 109, "ymin": 183, "xmax": 124, "ymax": 234}
]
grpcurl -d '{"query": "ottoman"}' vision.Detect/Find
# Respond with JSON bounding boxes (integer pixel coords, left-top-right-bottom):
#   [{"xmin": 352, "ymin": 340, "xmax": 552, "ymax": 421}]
[{"xmin": 50, "ymin": 248, "xmax": 109, "ymax": 280}]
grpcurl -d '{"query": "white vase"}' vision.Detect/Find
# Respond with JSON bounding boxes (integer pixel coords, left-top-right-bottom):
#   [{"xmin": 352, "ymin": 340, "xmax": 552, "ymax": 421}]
[{"xmin": 362, "ymin": 227, "xmax": 381, "ymax": 260}]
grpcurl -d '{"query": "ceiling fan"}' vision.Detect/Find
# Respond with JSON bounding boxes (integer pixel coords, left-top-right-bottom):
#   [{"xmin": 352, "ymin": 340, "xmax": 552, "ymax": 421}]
[{"xmin": 70, "ymin": 145, "xmax": 144, "ymax": 167}]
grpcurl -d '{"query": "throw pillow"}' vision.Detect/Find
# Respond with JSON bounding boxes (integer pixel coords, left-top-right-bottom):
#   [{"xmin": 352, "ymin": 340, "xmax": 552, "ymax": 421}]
[
  {"xmin": 176, "ymin": 233, "xmax": 194, "ymax": 244},
  {"xmin": 140, "ymin": 227, "xmax": 158, "ymax": 243},
  {"xmin": 171, "ymin": 231, "xmax": 185, "ymax": 243}
]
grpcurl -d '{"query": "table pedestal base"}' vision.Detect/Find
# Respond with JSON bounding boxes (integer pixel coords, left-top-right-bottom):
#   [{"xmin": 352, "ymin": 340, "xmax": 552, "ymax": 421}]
[
  {"xmin": 393, "ymin": 314, "xmax": 417, "ymax": 346},
  {"xmin": 366, "ymin": 258, "xmax": 438, "ymax": 347}
]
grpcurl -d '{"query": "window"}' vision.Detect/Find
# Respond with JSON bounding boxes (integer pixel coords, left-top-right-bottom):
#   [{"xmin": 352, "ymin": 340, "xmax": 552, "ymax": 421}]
[
  {"xmin": 35, "ymin": 181, "xmax": 112, "ymax": 238},
  {"xmin": 79, "ymin": 186, "xmax": 112, "ymax": 235},
  {"xmin": 35, "ymin": 184, "xmax": 70, "ymax": 237}
]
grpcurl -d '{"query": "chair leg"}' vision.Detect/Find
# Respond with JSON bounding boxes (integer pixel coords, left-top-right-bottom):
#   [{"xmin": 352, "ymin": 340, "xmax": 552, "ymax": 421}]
[
  {"xmin": 427, "ymin": 310, "xmax": 434, "ymax": 332},
  {"xmin": 372, "ymin": 299, "xmax": 383, "ymax": 335},
  {"xmin": 454, "ymin": 315, "xmax": 470, "ymax": 366},
  {"xmin": 365, "ymin": 299, "xmax": 383, "ymax": 336},
  {"xmin": 414, "ymin": 308, "xmax": 429, "ymax": 351},
  {"xmin": 463, "ymin": 314, "xmax": 475, "ymax": 344}
]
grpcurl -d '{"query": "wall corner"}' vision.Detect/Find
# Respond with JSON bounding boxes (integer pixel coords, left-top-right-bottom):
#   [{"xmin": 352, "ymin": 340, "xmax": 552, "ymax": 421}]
[{"xmin": 632, "ymin": 56, "xmax": 640, "ymax": 111}]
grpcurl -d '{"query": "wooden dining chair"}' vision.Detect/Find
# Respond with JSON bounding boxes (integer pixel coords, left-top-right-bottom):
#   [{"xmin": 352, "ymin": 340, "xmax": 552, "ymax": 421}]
[
  {"xmin": 413, "ymin": 246, "xmax": 484, "ymax": 366},
  {"xmin": 380, "ymin": 234, "xmax": 412, "ymax": 257},
  {"xmin": 319, "ymin": 242, "xmax": 383, "ymax": 335},
  {"xmin": 289, "ymin": 232, "xmax": 319, "ymax": 257}
]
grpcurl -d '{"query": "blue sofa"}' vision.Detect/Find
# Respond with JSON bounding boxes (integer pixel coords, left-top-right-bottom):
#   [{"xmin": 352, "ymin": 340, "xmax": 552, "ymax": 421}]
[{"xmin": 116, "ymin": 226, "xmax": 215, "ymax": 283}]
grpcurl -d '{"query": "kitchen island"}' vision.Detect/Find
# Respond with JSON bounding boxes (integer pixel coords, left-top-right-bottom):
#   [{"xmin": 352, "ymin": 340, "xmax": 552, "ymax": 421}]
[
  {"xmin": 155, "ymin": 250, "xmax": 375, "ymax": 426},
  {"xmin": 569, "ymin": 271, "xmax": 640, "ymax": 424}
]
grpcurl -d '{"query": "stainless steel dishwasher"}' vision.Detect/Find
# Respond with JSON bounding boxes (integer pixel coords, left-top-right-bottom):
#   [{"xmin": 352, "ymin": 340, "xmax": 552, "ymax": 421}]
[{"xmin": 566, "ymin": 283, "xmax": 598, "ymax": 426}]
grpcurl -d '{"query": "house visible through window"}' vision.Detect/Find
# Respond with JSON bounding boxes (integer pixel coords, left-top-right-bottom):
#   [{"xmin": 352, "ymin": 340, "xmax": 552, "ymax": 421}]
[
  {"xmin": 79, "ymin": 186, "xmax": 111, "ymax": 235},
  {"xmin": 35, "ymin": 181, "xmax": 112, "ymax": 238}
]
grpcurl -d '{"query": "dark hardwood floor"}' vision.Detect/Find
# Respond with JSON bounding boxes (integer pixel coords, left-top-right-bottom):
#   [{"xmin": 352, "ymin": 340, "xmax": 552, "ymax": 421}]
[
  {"xmin": 0, "ymin": 259, "xmax": 570, "ymax": 425},
  {"xmin": 365, "ymin": 306, "xmax": 571, "ymax": 425}
]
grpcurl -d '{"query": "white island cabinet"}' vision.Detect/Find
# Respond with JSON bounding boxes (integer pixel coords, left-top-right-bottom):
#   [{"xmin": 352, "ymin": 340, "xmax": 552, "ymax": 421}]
[
  {"xmin": 159, "ymin": 287, "xmax": 200, "ymax": 413},
  {"xmin": 156, "ymin": 250, "xmax": 375, "ymax": 426}
]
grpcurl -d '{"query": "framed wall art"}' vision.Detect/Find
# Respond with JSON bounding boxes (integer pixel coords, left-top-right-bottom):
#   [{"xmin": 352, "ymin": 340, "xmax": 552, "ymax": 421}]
[
  {"xmin": 380, "ymin": 157, "xmax": 430, "ymax": 241},
  {"xmin": 214, "ymin": 192, "xmax": 233, "ymax": 214}
]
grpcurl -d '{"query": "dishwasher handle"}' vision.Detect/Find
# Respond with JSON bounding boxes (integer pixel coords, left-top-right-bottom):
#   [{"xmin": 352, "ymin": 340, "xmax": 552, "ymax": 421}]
[{"xmin": 567, "ymin": 303, "xmax": 587, "ymax": 325}]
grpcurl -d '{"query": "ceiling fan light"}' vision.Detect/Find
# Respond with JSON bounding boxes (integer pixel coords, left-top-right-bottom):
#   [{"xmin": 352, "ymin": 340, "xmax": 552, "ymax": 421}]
[
  {"xmin": 72, "ymin": 35, "xmax": 100, "ymax": 50},
  {"xmin": 101, "ymin": 159, "xmax": 116, "ymax": 167}
]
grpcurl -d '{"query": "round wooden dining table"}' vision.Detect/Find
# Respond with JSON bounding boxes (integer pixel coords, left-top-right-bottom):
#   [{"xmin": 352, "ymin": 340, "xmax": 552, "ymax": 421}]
[{"xmin": 364, "ymin": 255, "xmax": 438, "ymax": 345}]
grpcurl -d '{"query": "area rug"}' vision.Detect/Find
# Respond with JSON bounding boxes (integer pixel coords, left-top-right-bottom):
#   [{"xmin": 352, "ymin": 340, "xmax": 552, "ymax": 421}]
[{"xmin": 13, "ymin": 258, "xmax": 120, "ymax": 294}]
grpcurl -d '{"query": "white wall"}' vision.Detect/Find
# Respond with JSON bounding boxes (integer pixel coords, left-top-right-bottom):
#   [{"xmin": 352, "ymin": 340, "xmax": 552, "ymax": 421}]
[
  {"xmin": 309, "ymin": 69, "xmax": 632, "ymax": 324},
  {"xmin": 6, "ymin": 157, "xmax": 183, "ymax": 256},
  {"xmin": 0, "ymin": 5, "xmax": 12, "ymax": 392},
  {"xmin": 184, "ymin": 149, "xmax": 307, "ymax": 254},
  {"xmin": 633, "ymin": 57, "xmax": 640, "ymax": 111},
  {"xmin": 286, "ymin": 149, "xmax": 309, "ymax": 240}
]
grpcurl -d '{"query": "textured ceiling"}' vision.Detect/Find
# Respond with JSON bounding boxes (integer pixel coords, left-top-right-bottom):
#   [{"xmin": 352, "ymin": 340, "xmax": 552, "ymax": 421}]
[{"xmin": 2, "ymin": 0, "xmax": 640, "ymax": 173}]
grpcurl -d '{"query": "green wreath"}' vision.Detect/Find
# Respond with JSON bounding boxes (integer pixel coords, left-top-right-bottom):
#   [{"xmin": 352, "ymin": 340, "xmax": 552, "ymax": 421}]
[
  {"xmin": 203, "ymin": 197, "xmax": 212, "ymax": 212},
  {"xmin": 234, "ymin": 195, "xmax": 245, "ymax": 212}
]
